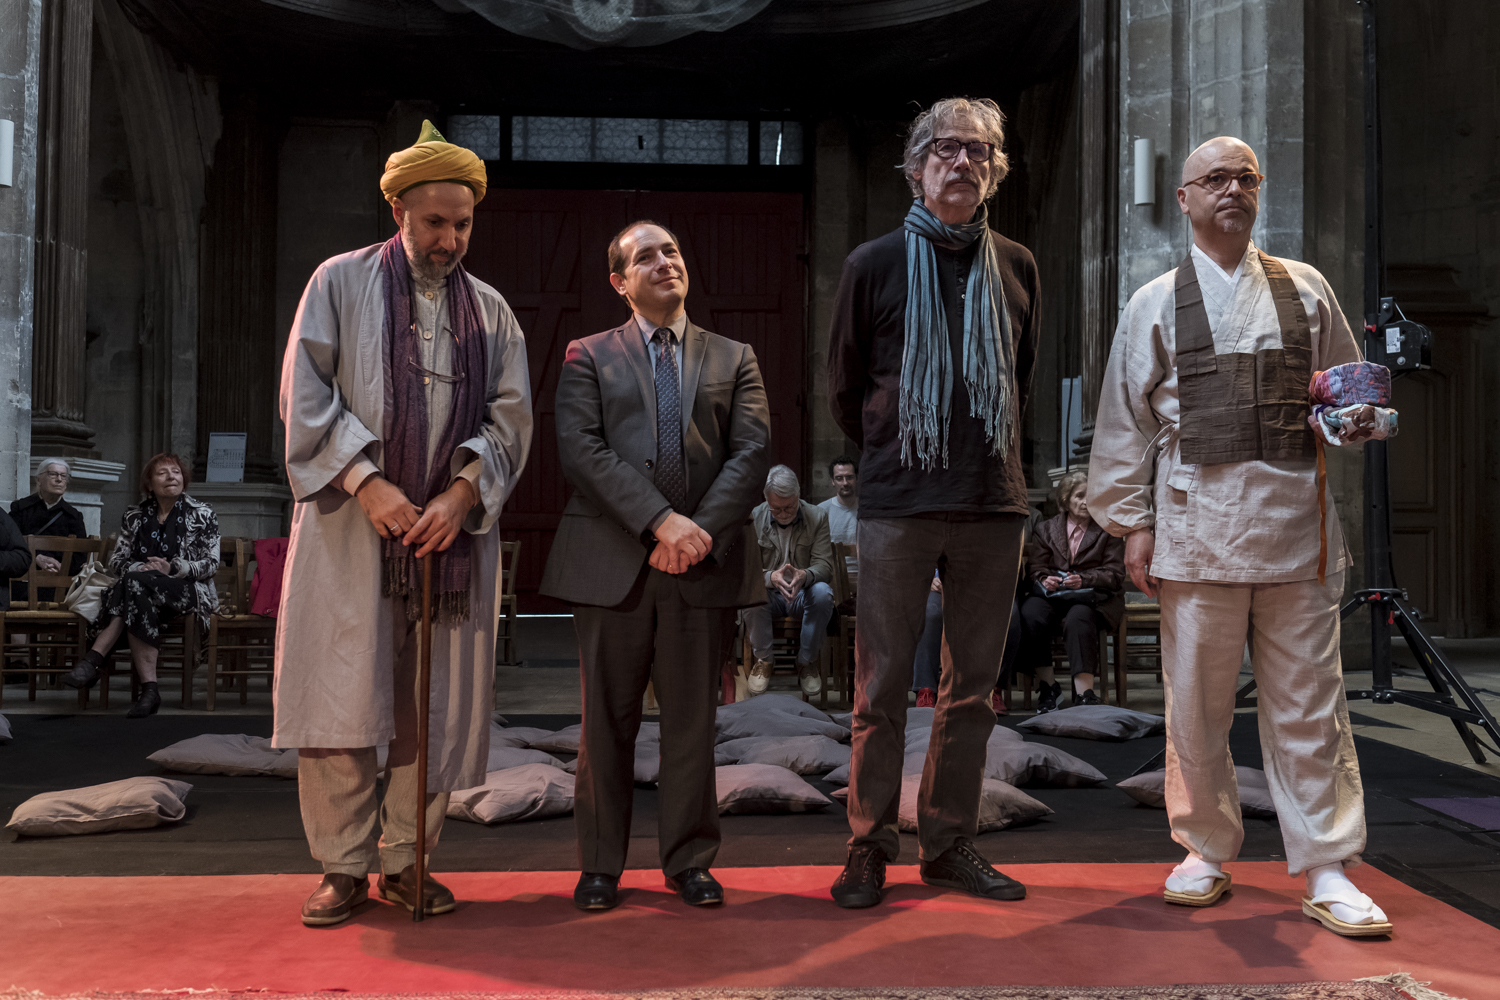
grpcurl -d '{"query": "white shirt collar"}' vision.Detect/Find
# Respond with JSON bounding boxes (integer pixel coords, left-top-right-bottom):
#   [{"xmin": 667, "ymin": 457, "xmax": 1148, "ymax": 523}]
[
  {"xmin": 1190, "ymin": 242, "xmax": 1251, "ymax": 290},
  {"xmin": 635, "ymin": 311, "xmax": 688, "ymax": 345}
]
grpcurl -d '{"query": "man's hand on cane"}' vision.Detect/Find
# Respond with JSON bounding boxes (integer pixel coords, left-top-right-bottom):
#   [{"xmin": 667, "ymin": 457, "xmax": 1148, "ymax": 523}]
[
  {"xmin": 407, "ymin": 478, "xmax": 478, "ymax": 558},
  {"xmin": 1125, "ymin": 528, "xmax": 1159, "ymax": 598},
  {"xmin": 649, "ymin": 512, "xmax": 712, "ymax": 575},
  {"xmin": 357, "ymin": 477, "xmax": 422, "ymax": 541}
]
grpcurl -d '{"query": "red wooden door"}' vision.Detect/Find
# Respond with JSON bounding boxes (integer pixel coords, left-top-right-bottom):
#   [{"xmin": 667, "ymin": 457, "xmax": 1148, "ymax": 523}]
[{"xmin": 466, "ymin": 190, "xmax": 806, "ymax": 609}]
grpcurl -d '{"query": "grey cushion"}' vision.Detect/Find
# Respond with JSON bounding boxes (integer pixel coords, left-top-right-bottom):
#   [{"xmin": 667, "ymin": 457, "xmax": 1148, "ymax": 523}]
[
  {"xmin": 0, "ymin": 712, "xmax": 10, "ymax": 743},
  {"xmin": 829, "ymin": 711, "xmax": 853, "ymax": 728},
  {"xmin": 1117, "ymin": 767, "xmax": 1277, "ymax": 817},
  {"xmin": 824, "ymin": 727, "xmax": 1027, "ymax": 787},
  {"xmin": 715, "ymin": 705, "xmax": 851, "ymax": 744},
  {"xmin": 526, "ymin": 724, "xmax": 584, "ymax": 754},
  {"xmin": 906, "ymin": 723, "xmax": 1021, "ymax": 756},
  {"xmin": 490, "ymin": 711, "xmax": 509, "ymax": 726},
  {"xmin": 722, "ymin": 692, "xmax": 834, "ymax": 723},
  {"xmin": 824, "ymin": 762, "xmax": 850, "ymax": 786},
  {"xmin": 487, "ymin": 746, "xmax": 565, "ymax": 773},
  {"xmin": 832, "ymin": 773, "xmax": 1051, "ymax": 833},
  {"xmin": 446, "ymin": 763, "xmax": 576, "ymax": 824},
  {"xmin": 558, "ymin": 734, "xmax": 733, "ymax": 781},
  {"xmin": 1016, "ymin": 705, "xmax": 1166, "ymax": 741},
  {"xmin": 715, "ymin": 763, "xmax": 832, "ymax": 814},
  {"xmin": 984, "ymin": 741, "xmax": 1106, "ymax": 787},
  {"xmin": 7, "ymin": 776, "xmax": 192, "ymax": 838},
  {"xmin": 716, "ymin": 735, "xmax": 851, "ymax": 775},
  {"xmin": 148, "ymin": 734, "xmax": 298, "ymax": 778},
  {"xmin": 491, "ymin": 725, "xmax": 560, "ymax": 750}
]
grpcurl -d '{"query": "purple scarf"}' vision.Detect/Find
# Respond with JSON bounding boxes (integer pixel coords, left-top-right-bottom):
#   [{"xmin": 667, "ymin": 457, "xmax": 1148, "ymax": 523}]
[{"xmin": 380, "ymin": 235, "xmax": 489, "ymax": 623}]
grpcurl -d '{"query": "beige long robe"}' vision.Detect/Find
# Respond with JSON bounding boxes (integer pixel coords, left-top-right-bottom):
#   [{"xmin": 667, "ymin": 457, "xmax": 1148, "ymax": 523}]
[
  {"xmin": 272, "ymin": 243, "xmax": 532, "ymax": 791},
  {"xmin": 1088, "ymin": 243, "xmax": 1361, "ymax": 583}
]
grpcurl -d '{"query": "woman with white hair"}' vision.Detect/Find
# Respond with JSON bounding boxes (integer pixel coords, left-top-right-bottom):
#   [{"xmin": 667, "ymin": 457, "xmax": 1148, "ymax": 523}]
[{"xmin": 9, "ymin": 458, "xmax": 87, "ymax": 604}]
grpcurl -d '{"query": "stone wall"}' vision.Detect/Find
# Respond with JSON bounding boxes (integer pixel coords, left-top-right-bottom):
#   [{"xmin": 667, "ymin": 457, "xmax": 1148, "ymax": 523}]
[{"xmin": 0, "ymin": 0, "xmax": 42, "ymax": 502}]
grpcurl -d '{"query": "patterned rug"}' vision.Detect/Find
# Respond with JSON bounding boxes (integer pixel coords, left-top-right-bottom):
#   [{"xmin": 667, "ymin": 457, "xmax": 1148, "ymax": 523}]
[{"xmin": 0, "ymin": 977, "xmax": 1462, "ymax": 1000}]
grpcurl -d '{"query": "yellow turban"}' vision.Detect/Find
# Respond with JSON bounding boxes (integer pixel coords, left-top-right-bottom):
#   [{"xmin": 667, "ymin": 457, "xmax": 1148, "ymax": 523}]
[{"xmin": 380, "ymin": 120, "xmax": 488, "ymax": 206}]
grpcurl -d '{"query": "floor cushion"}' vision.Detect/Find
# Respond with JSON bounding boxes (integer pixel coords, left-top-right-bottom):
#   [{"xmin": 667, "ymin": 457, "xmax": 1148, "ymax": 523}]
[
  {"xmin": 984, "ymin": 740, "xmax": 1106, "ymax": 787},
  {"xmin": 7, "ymin": 776, "xmax": 192, "ymax": 838},
  {"xmin": 490, "ymin": 725, "xmax": 558, "ymax": 749},
  {"xmin": 831, "ymin": 773, "xmax": 1052, "ymax": 833},
  {"xmin": 716, "ymin": 735, "xmax": 851, "ymax": 775},
  {"xmin": 148, "ymin": 734, "xmax": 298, "ymax": 778},
  {"xmin": 715, "ymin": 707, "xmax": 851, "ymax": 744},
  {"xmin": 0, "ymin": 713, "xmax": 10, "ymax": 743},
  {"xmin": 1117, "ymin": 767, "xmax": 1277, "ymax": 817},
  {"xmin": 721, "ymin": 692, "xmax": 834, "ymax": 723},
  {"xmin": 1016, "ymin": 705, "xmax": 1166, "ymax": 741},
  {"xmin": 715, "ymin": 763, "xmax": 832, "ymax": 814},
  {"xmin": 526, "ymin": 724, "xmax": 584, "ymax": 754},
  {"xmin": 487, "ymin": 745, "xmax": 565, "ymax": 773},
  {"xmin": 446, "ymin": 763, "xmax": 575, "ymax": 824}
]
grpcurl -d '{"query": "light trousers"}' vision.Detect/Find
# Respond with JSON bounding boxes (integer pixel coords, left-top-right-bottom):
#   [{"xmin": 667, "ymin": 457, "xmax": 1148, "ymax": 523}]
[
  {"xmin": 296, "ymin": 612, "xmax": 447, "ymax": 877},
  {"xmin": 1159, "ymin": 571, "xmax": 1366, "ymax": 875}
]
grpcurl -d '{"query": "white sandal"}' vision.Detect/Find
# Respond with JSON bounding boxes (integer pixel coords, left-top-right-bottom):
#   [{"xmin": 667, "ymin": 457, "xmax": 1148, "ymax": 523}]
[
  {"xmin": 1164, "ymin": 871, "xmax": 1232, "ymax": 907},
  {"xmin": 1302, "ymin": 889, "xmax": 1393, "ymax": 937}
]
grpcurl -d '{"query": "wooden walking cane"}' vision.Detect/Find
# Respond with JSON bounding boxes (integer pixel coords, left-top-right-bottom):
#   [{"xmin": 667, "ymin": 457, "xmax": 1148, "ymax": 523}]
[{"xmin": 413, "ymin": 551, "xmax": 434, "ymax": 923}]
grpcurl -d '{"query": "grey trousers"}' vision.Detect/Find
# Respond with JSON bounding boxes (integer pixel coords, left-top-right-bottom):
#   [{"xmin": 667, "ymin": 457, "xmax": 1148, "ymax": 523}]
[
  {"xmin": 296, "ymin": 612, "xmax": 447, "ymax": 878},
  {"xmin": 572, "ymin": 565, "xmax": 733, "ymax": 877},
  {"xmin": 1159, "ymin": 571, "xmax": 1367, "ymax": 875},
  {"xmin": 846, "ymin": 514, "xmax": 1024, "ymax": 862}
]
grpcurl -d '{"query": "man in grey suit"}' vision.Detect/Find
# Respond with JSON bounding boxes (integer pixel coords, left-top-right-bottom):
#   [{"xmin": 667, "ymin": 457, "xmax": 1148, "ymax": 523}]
[{"xmin": 540, "ymin": 220, "xmax": 771, "ymax": 912}]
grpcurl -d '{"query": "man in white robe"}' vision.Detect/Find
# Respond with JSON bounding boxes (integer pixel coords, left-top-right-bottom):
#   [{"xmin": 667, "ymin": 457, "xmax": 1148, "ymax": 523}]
[
  {"xmin": 275, "ymin": 122, "xmax": 532, "ymax": 926},
  {"xmin": 1088, "ymin": 137, "xmax": 1391, "ymax": 936}
]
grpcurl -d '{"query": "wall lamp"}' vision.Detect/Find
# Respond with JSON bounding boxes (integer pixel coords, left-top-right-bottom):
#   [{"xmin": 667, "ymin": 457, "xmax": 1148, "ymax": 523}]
[
  {"xmin": 1133, "ymin": 137, "xmax": 1155, "ymax": 205},
  {"xmin": 0, "ymin": 120, "xmax": 14, "ymax": 188}
]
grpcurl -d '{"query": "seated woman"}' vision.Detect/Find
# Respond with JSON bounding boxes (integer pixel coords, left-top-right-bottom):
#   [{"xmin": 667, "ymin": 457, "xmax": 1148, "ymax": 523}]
[
  {"xmin": 1017, "ymin": 470, "xmax": 1124, "ymax": 713},
  {"xmin": 62, "ymin": 453, "xmax": 221, "ymax": 717}
]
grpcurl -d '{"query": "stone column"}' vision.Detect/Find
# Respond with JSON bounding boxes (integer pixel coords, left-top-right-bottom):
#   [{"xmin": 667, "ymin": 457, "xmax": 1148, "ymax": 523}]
[
  {"xmin": 0, "ymin": 0, "xmax": 43, "ymax": 500},
  {"xmin": 31, "ymin": 0, "xmax": 95, "ymax": 458},
  {"xmin": 1077, "ymin": 0, "xmax": 1119, "ymax": 454},
  {"xmin": 196, "ymin": 87, "xmax": 282, "ymax": 484}
]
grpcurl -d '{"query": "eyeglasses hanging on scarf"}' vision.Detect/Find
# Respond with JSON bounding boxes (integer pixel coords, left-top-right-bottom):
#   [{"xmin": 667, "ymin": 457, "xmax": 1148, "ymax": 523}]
[{"xmin": 407, "ymin": 323, "xmax": 468, "ymax": 385}]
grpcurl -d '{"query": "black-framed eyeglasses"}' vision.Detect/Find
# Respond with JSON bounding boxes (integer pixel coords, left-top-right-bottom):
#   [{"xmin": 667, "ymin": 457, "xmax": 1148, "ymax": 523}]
[
  {"xmin": 407, "ymin": 324, "xmax": 467, "ymax": 384},
  {"xmin": 1184, "ymin": 169, "xmax": 1264, "ymax": 194},
  {"xmin": 928, "ymin": 137, "xmax": 995, "ymax": 162}
]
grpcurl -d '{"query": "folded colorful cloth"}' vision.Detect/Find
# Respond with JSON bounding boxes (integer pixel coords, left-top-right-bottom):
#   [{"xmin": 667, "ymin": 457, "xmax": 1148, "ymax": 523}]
[
  {"xmin": 1311, "ymin": 403, "xmax": 1398, "ymax": 446},
  {"xmin": 1309, "ymin": 361, "xmax": 1392, "ymax": 407}
]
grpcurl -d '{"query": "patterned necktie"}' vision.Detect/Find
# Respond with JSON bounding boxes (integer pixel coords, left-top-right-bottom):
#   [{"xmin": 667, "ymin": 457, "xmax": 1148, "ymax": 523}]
[{"xmin": 653, "ymin": 328, "xmax": 687, "ymax": 512}]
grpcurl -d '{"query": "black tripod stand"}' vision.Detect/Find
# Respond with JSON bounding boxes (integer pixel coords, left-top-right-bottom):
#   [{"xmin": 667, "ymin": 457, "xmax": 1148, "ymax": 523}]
[{"xmin": 1235, "ymin": 1, "xmax": 1500, "ymax": 764}]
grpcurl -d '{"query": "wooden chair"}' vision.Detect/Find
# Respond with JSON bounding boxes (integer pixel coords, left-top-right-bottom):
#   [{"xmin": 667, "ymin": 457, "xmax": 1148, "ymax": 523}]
[
  {"xmin": 1113, "ymin": 597, "xmax": 1163, "ymax": 707},
  {"xmin": 739, "ymin": 612, "xmax": 834, "ymax": 708},
  {"xmin": 495, "ymin": 540, "xmax": 521, "ymax": 666},
  {"xmin": 1006, "ymin": 629, "xmax": 1114, "ymax": 710},
  {"xmin": 204, "ymin": 537, "xmax": 276, "ymax": 711},
  {"xmin": 96, "ymin": 534, "xmax": 207, "ymax": 711},
  {"xmin": 0, "ymin": 536, "xmax": 104, "ymax": 709}
]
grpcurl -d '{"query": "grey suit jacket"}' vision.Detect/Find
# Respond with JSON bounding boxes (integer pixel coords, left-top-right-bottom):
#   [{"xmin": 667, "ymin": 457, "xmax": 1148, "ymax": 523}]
[{"xmin": 539, "ymin": 317, "xmax": 772, "ymax": 609}]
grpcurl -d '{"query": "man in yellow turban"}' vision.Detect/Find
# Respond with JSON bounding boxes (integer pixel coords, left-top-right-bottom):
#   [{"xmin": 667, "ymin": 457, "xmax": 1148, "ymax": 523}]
[{"xmin": 275, "ymin": 121, "xmax": 533, "ymax": 926}]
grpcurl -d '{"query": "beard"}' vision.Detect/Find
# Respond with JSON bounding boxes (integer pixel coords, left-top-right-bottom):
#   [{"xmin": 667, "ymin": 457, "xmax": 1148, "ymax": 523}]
[{"xmin": 401, "ymin": 225, "xmax": 464, "ymax": 281}]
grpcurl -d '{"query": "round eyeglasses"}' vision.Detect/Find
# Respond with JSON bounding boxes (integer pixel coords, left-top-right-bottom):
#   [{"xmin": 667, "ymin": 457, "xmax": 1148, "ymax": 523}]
[{"xmin": 1184, "ymin": 169, "xmax": 1264, "ymax": 195}]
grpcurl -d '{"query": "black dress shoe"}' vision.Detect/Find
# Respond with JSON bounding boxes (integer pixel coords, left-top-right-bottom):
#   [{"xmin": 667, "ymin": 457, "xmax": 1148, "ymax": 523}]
[
  {"xmin": 301, "ymin": 873, "xmax": 369, "ymax": 926},
  {"xmin": 921, "ymin": 839, "xmax": 1027, "ymax": 901},
  {"xmin": 125, "ymin": 682, "xmax": 160, "ymax": 718},
  {"xmin": 1035, "ymin": 681, "xmax": 1062, "ymax": 714},
  {"xmin": 665, "ymin": 867, "xmax": 723, "ymax": 906},
  {"xmin": 573, "ymin": 872, "xmax": 620, "ymax": 911},
  {"xmin": 831, "ymin": 844, "xmax": 887, "ymax": 909}
]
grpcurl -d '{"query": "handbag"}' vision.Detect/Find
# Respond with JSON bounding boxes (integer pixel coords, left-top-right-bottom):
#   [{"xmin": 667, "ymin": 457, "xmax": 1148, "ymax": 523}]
[
  {"xmin": 62, "ymin": 556, "xmax": 116, "ymax": 622},
  {"xmin": 1033, "ymin": 576, "xmax": 1110, "ymax": 607}
]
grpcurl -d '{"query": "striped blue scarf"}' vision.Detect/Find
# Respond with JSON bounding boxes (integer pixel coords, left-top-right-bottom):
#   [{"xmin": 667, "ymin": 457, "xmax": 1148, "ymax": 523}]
[{"xmin": 900, "ymin": 199, "xmax": 1015, "ymax": 470}]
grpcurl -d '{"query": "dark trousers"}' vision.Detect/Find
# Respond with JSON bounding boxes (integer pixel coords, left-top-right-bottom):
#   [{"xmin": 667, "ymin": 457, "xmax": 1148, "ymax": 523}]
[
  {"xmin": 911, "ymin": 590, "xmax": 944, "ymax": 691},
  {"xmin": 1018, "ymin": 594, "xmax": 1103, "ymax": 680},
  {"xmin": 572, "ymin": 565, "xmax": 732, "ymax": 878},
  {"xmin": 847, "ymin": 514, "xmax": 1024, "ymax": 862}
]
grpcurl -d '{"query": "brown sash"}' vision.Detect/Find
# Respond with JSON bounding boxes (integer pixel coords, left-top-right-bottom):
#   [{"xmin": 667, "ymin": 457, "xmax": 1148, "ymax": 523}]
[{"xmin": 1176, "ymin": 251, "xmax": 1316, "ymax": 466}]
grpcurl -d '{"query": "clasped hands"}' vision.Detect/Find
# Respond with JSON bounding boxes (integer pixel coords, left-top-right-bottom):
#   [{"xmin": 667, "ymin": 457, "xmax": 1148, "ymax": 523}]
[
  {"xmin": 356, "ymin": 475, "xmax": 477, "ymax": 558},
  {"xmin": 769, "ymin": 561, "xmax": 808, "ymax": 600},
  {"xmin": 649, "ymin": 512, "xmax": 714, "ymax": 575},
  {"xmin": 1042, "ymin": 572, "xmax": 1083, "ymax": 592}
]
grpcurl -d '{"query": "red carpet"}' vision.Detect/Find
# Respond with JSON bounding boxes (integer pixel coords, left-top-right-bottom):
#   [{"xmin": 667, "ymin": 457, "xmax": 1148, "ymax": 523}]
[{"xmin": 2, "ymin": 863, "xmax": 1494, "ymax": 998}]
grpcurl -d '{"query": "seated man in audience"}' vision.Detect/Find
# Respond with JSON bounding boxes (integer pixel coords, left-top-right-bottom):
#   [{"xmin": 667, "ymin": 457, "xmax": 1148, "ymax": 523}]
[
  {"xmin": 818, "ymin": 455, "xmax": 860, "ymax": 607},
  {"xmin": 0, "ymin": 508, "xmax": 31, "ymax": 612},
  {"xmin": 744, "ymin": 465, "xmax": 836, "ymax": 697},
  {"xmin": 9, "ymin": 458, "xmax": 88, "ymax": 604},
  {"xmin": 1018, "ymin": 470, "xmax": 1124, "ymax": 712}
]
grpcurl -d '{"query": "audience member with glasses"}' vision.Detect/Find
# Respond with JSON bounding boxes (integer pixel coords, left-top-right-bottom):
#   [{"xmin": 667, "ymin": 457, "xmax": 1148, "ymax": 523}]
[{"xmin": 8, "ymin": 458, "xmax": 88, "ymax": 604}]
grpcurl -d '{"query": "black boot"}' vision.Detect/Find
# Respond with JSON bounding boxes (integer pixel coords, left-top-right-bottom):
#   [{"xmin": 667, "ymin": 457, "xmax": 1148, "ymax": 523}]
[
  {"xmin": 1072, "ymin": 687, "xmax": 1102, "ymax": 707},
  {"xmin": 1035, "ymin": 681, "xmax": 1062, "ymax": 714},
  {"xmin": 61, "ymin": 650, "xmax": 103, "ymax": 690},
  {"xmin": 126, "ymin": 681, "xmax": 161, "ymax": 718}
]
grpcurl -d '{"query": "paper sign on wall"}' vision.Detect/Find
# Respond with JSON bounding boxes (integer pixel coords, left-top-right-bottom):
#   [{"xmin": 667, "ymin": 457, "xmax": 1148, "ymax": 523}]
[{"xmin": 206, "ymin": 433, "xmax": 247, "ymax": 483}]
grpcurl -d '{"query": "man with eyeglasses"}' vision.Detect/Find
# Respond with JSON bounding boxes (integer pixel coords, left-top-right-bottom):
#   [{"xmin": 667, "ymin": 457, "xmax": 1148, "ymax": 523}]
[
  {"xmin": 827, "ymin": 97, "xmax": 1039, "ymax": 908},
  {"xmin": 1089, "ymin": 137, "xmax": 1390, "ymax": 935},
  {"xmin": 275, "ymin": 121, "xmax": 533, "ymax": 927}
]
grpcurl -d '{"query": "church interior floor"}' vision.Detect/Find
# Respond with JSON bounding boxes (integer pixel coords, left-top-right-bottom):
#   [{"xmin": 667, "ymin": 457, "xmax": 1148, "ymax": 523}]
[{"xmin": 3, "ymin": 620, "xmax": 1499, "ymax": 937}]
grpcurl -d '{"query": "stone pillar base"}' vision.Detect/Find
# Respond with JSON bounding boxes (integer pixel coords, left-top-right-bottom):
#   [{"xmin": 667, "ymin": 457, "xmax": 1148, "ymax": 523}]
[
  {"xmin": 188, "ymin": 482, "xmax": 292, "ymax": 541},
  {"xmin": 35, "ymin": 456, "xmax": 125, "ymax": 537}
]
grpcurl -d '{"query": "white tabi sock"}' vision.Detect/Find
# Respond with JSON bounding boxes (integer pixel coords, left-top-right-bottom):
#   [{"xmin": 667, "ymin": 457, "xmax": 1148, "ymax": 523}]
[
  {"xmin": 1165, "ymin": 853, "xmax": 1223, "ymax": 895},
  {"xmin": 1306, "ymin": 862, "xmax": 1387, "ymax": 925}
]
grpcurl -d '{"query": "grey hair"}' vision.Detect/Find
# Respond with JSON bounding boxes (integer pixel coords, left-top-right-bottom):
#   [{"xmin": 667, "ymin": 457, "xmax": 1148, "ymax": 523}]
[
  {"xmin": 901, "ymin": 97, "xmax": 1011, "ymax": 200},
  {"xmin": 764, "ymin": 464, "xmax": 801, "ymax": 499},
  {"xmin": 1054, "ymin": 469, "xmax": 1088, "ymax": 511},
  {"xmin": 34, "ymin": 457, "xmax": 71, "ymax": 482}
]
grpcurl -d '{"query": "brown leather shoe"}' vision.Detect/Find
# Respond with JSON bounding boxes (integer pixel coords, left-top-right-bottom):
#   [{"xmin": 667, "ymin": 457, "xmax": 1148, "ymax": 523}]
[
  {"xmin": 301, "ymin": 873, "xmax": 369, "ymax": 926},
  {"xmin": 378, "ymin": 864, "xmax": 457, "ymax": 915}
]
